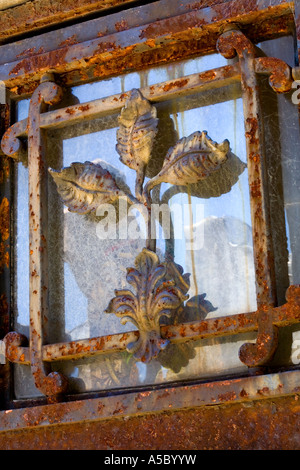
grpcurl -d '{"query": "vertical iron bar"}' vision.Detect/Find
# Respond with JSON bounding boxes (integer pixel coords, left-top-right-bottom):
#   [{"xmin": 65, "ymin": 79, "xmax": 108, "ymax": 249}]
[
  {"xmin": 27, "ymin": 79, "xmax": 67, "ymax": 401},
  {"xmin": 217, "ymin": 27, "xmax": 277, "ymax": 309}
]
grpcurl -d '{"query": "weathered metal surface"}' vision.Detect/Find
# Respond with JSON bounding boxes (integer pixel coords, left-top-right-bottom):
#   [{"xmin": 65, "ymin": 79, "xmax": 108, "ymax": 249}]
[
  {"xmin": 0, "ymin": 394, "xmax": 299, "ymax": 449},
  {"xmin": 239, "ymin": 308, "xmax": 279, "ymax": 367},
  {"xmin": 0, "ymin": 0, "xmax": 138, "ymax": 43},
  {"xmin": 254, "ymin": 56, "xmax": 293, "ymax": 93},
  {"xmin": 0, "ymin": 0, "xmax": 294, "ymax": 93},
  {"xmin": 27, "ymin": 80, "xmax": 67, "ymax": 402},
  {"xmin": 1, "ymin": 63, "xmax": 241, "ymax": 160},
  {"xmin": 0, "ymin": 102, "xmax": 11, "ymax": 409},
  {"xmin": 217, "ymin": 27, "xmax": 297, "ymax": 365},
  {"xmin": 3, "ymin": 394, "xmax": 300, "ymax": 449},
  {"xmin": 1, "ymin": 27, "xmax": 299, "ymax": 393},
  {"xmin": 218, "ymin": 27, "xmax": 277, "ymax": 310},
  {"xmin": 3, "ymin": 284, "xmax": 300, "ymax": 366},
  {"xmin": 0, "ymin": 369, "xmax": 299, "ymax": 440},
  {"xmin": 0, "ymin": 0, "xmax": 222, "ymax": 58}
]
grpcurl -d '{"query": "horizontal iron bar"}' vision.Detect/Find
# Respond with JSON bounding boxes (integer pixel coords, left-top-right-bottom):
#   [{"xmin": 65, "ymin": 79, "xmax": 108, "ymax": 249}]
[
  {"xmin": 1, "ymin": 62, "xmax": 241, "ymax": 158},
  {"xmin": 6, "ymin": 285, "xmax": 300, "ymax": 364},
  {"xmin": 0, "ymin": 0, "xmax": 292, "ymax": 88},
  {"xmin": 1, "ymin": 368, "xmax": 300, "ymax": 432}
]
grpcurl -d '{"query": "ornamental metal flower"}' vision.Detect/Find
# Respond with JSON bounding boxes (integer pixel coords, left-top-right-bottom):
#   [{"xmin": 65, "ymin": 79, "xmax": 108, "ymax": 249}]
[
  {"xmin": 105, "ymin": 248, "xmax": 189, "ymax": 362},
  {"xmin": 49, "ymin": 88, "xmax": 246, "ymax": 362}
]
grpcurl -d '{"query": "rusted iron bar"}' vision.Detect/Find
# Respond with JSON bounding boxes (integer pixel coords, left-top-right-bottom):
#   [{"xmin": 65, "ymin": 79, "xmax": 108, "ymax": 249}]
[
  {"xmin": 1, "ymin": 63, "xmax": 241, "ymax": 159},
  {"xmin": 254, "ymin": 57, "xmax": 293, "ymax": 93},
  {"xmin": 0, "ymin": 368, "xmax": 299, "ymax": 433},
  {"xmin": 217, "ymin": 27, "xmax": 293, "ymax": 366},
  {"xmin": 4, "ymin": 285, "xmax": 300, "ymax": 365},
  {"xmin": 27, "ymin": 79, "xmax": 67, "ymax": 402},
  {"xmin": 0, "ymin": 0, "xmax": 293, "ymax": 91},
  {"xmin": 217, "ymin": 27, "xmax": 279, "ymax": 308},
  {"xmin": 0, "ymin": 0, "xmax": 138, "ymax": 43}
]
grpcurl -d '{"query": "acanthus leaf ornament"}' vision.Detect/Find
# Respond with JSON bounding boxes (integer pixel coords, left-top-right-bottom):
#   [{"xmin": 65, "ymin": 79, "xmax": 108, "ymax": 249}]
[{"xmin": 105, "ymin": 248, "xmax": 189, "ymax": 362}]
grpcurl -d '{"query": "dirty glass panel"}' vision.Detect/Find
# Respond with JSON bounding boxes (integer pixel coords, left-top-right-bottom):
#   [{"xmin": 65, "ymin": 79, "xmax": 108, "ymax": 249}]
[{"xmin": 14, "ymin": 54, "xmax": 259, "ymax": 398}]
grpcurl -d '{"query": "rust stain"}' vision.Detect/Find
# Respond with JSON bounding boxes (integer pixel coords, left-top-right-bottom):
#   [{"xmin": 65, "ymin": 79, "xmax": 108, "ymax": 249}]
[
  {"xmin": 115, "ymin": 20, "xmax": 129, "ymax": 32},
  {"xmin": 0, "ymin": 198, "xmax": 9, "ymax": 243},
  {"xmin": 139, "ymin": 14, "xmax": 207, "ymax": 40},
  {"xmin": 145, "ymin": 39, "xmax": 156, "ymax": 49},
  {"xmin": 0, "ymin": 197, "xmax": 10, "ymax": 273},
  {"xmin": 58, "ymin": 35, "xmax": 78, "ymax": 48},
  {"xmin": 0, "ymin": 395, "xmax": 299, "ymax": 449},
  {"xmin": 162, "ymin": 78, "xmax": 189, "ymax": 92},
  {"xmin": 78, "ymin": 104, "xmax": 90, "ymax": 112},
  {"xmin": 212, "ymin": 0, "xmax": 259, "ymax": 21},
  {"xmin": 199, "ymin": 70, "xmax": 217, "ymax": 81},
  {"xmin": 9, "ymin": 48, "xmax": 68, "ymax": 77},
  {"xmin": 217, "ymin": 391, "xmax": 237, "ymax": 402},
  {"xmin": 16, "ymin": 47, "xmax": 45, "ymax": 59},
  {"xmin": 65, "ymin": 108, "xmax": 76, "ymax": 115}
]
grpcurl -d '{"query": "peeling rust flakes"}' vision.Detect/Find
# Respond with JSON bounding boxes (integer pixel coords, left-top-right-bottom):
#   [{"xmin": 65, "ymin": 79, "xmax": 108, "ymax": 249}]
[
  {"xmin": 9, "ymin": 48, "xmax": 68, "ymax": 77},
  {"xmin": 245, "ymin": 117, "xmax": 259, "ymax": 145},
  {"xmin": 16, "ymin": 47, "xmax": 45, "ymax": 59},
  {"xmin": 257, "ymin": 387, "xmax": 270, "ymax": 396},
  {"xmin": 78, "ymin": 104, "xmax": 90, "ymax": 112},
  {"xmin": 199, "ymin": 70, "xmax": 217, "ymax": 81},
  {"xmin": 217, "ymin": 391, "xmax": 237, "ymax": 402},
  {"xmin": 0, "ymin": 197, "xmax": 10, "ymax": 243},
  {"xmin": 65, "ymin": 108, "xmax": 76, "ymax": 115},
  {"xmin": 139, "ymin": 14, "xmax": 207, "ymax": 41},
  {"xmin": 115, "ymin": 20, "xmax": 129, "ymax": 32},
  {"xmin": 212, "ymin": 0, "xmax": 259, "ymax": 21},
  {"xmin": 162, "ymin": 78, "xmax": 189, "ymax": 92}
]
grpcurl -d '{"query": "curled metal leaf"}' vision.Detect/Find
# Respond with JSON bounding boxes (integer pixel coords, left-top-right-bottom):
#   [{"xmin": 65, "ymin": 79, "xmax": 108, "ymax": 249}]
[
  {"xmin": 160, "ymin": 151, "xmax": 247, "ymax": 202},
  {"xmin": 105, "ymin": 248, "xmax": 189, "ymax": 363},
  {"xmin": 116, "ymin": 89, "xmax": 158, "ymax": 171},
  {"xmin": 49, "ymin": 161, "xmax": 127, "ymax": 214},
  {"xmin": 144, "ymin": 131, "xmax": 230, "ymax": 192}
]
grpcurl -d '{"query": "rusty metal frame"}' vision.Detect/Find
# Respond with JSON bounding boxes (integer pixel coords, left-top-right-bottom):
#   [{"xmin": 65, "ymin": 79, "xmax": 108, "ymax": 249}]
[
  {"xmin": 0, "ymin": 368, "xmax": 299, "ymax": 433},
  {"xmin": 0, "ymin": 0, "xmax": 296, "ymax": 95},
  {"xmin": 0, "ymin": 0, "xmax": 298, "ymax": 416},
  {"xmin": 1, "ymin": 26, "xmax": 300, "ymax": 402}
]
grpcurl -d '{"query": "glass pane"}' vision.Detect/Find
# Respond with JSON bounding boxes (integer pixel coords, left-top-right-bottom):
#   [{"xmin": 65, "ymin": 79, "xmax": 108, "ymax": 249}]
[{"xmin": 14, "ymin": 100, "xmax": 30, "ymax": 338}]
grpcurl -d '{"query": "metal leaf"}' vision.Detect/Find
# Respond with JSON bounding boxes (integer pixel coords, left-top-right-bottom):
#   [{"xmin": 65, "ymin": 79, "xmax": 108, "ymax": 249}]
[
  {"xmin": 49, "ymin": 161, "xmax": 127, "ymax": 214},
  {"xmin": 116, "ymin": 89, "xmax": 158, "ymax": 171},
  {"xmin": 105, "ymin": 248, "xmax": 189, "ymax": 363},
  {"xmin": 160, "ymin": 151, "xmax": 247, "ymax": 201},
  {"xmin": 145, "ymin": 131, "xmax": 230, "ymax": 190}
]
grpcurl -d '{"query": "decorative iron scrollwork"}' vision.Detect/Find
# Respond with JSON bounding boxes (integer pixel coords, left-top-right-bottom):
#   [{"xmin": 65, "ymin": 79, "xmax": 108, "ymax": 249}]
[
  {"xmin": 105, "ymin": 248, "xmax": 189, "ymax": 363},
  {"xmin": 0, "ymin": 27, "xmax": 298, "ymax": 397},
  {"xmin": 49, "ymin": 88, "xmax": 239, "ymax": 362}
]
